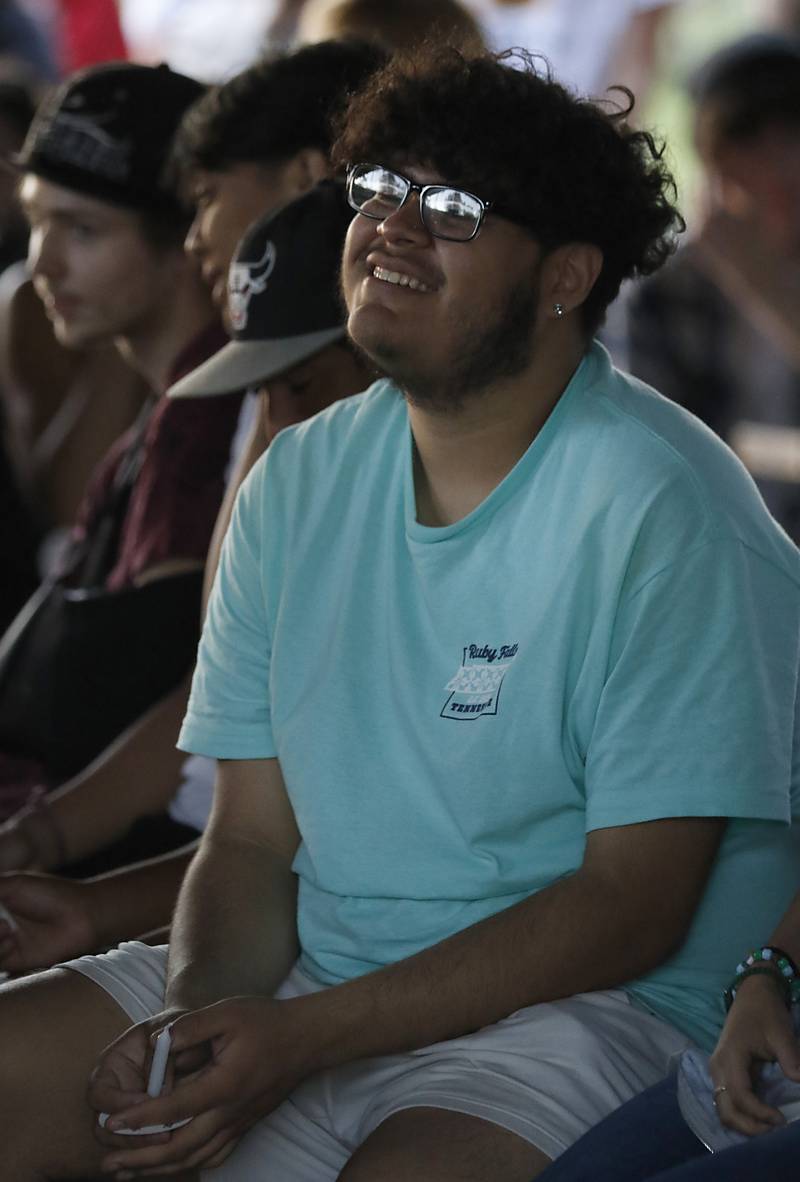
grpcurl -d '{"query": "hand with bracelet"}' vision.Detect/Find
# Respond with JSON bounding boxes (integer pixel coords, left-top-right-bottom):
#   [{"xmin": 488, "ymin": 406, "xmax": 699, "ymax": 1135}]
[
  {"xmin": 533, "ymin": 931, "xmax": 800, "ymax": 1182},
  {"xmin": 709, "ymin": 943, "xmax": 800, "ymax": 1136}
]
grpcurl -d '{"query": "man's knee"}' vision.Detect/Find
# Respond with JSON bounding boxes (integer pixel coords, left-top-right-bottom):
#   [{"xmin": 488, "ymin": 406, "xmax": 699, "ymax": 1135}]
[{"xmin": 338, "ymin": 1107, "xmax": 552, "ymax": 1182}]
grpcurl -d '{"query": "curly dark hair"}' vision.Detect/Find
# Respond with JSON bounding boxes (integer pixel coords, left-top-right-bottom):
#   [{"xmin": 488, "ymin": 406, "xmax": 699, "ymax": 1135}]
[
  {"xmin": 332, "ymin": 50, "xmax": 684, "ymax": 333},
  {"xmin": 171, "ymin": 39, "xmax": 387, "ymax": 179}
]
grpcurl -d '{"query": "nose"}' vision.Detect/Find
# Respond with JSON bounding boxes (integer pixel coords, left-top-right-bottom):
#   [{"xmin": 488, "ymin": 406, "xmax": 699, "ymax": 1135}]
[
  {"xmin": 28, "ymin": 225, "xmax": 65, "ymax": 282},
  {"xmin": 184, "ymin": 210, "xmax": 204, "ymax": 258},
  {"xmin": 377, "ymin": 192, "xmax": 430, "ymax": 246}
]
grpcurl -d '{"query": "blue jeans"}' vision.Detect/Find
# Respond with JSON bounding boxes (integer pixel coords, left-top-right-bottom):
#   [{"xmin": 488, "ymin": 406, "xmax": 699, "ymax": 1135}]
[{"xmin": 538, "ymin": 1075, "xmax": 800, "ymax": 1181}]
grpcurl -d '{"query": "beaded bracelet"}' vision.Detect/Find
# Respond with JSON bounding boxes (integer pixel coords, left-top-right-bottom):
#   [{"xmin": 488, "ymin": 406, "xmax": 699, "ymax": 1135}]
[
  {"xmin": 725, "ymin": 946, "xmax": 800, "ymax": 1012},
  {"xmin": 736, "ymin": 946, "xmax": 799, "ymax": 980}
]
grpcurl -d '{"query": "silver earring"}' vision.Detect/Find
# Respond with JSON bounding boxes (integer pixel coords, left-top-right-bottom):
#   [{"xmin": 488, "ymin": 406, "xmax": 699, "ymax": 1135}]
[{"xmin": 553, "ymin": 302, "xmax": 565, "ymax": 318}]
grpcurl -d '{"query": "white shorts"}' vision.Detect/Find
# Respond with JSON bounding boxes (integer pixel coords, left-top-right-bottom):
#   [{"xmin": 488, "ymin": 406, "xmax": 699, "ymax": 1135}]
[{"xmin": 63, "ymin": 942, "xmax": 691, "ymax": 1180}]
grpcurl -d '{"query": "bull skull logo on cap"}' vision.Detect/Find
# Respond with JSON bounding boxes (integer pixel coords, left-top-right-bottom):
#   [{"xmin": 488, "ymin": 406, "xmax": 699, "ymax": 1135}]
[{"xmin": 227, "ymin": 241, "xmax": 277, "ymax": 332}]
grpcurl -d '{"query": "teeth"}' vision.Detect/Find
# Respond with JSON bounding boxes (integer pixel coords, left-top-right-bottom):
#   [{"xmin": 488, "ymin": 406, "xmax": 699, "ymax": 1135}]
[{"xmin": 372, "ymin": 265, "xmax": 431, "ymax": 293}]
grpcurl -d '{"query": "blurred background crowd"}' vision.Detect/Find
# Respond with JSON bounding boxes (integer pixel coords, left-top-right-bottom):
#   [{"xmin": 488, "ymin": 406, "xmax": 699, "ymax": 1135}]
[{"xmin": 1, "ymin": 2, "xmax": 797, "ymax": 182}]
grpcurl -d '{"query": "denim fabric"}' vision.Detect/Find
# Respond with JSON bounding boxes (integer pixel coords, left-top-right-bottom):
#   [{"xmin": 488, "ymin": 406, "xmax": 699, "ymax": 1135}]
[
  {"xmin": 539, "ymin": 1075, "xmax": 800, "ymax": 1182},
  {"xmin": 539, "ymin": 1078, "xmax": 705, "ymax": 1181}
]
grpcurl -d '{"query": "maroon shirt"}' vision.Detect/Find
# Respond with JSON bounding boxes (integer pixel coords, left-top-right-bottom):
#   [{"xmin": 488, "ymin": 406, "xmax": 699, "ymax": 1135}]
[{"xmin": 70, "ymin": 321, "xmax": 243, "ymax": 589}]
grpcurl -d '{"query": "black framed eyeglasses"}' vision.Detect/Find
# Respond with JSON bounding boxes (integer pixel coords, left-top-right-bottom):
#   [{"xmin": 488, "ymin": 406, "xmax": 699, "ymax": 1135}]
[{"xmin": 346, "ymin": 163, "xmax": 494, "ymax": 243}]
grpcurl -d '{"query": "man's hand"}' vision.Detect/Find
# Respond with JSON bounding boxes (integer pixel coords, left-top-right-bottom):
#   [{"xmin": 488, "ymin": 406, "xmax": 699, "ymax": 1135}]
[
  {"xmin": 709, "ymin": 972, "xmax": 800, "ymax": 1135},
  {"xmin": 89, "ymin": 1009, "xmax": 193, "ymax": 1167},
  {"xmin": 91, "ymin": 996, "xmax": 316, "ymax": 1176},
  {"xmin": 0, "ymin": 872, "xmax": 97, "ymax": 970}
]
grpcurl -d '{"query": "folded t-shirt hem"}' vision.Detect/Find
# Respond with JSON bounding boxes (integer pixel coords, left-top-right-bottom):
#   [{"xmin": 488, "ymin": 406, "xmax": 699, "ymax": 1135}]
[
  {"xmin": 586, "ymin": 794, "xmax": 789, "ymax": 831},
  {"xmin": 178, "ymin": 719, "xmax": 276, "ymax": 760}
]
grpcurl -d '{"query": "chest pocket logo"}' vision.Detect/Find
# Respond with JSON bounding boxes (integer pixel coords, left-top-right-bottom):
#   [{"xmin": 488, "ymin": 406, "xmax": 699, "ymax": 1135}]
[{"xmin": 441, "ymin": 643, "xmax": 518, "ymax": 721}]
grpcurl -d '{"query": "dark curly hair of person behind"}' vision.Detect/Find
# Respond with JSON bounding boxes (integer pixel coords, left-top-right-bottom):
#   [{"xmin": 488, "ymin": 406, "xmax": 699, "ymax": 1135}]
[
  {"xmin": 332, "ymin": 49, "xmax": 684, "ymax": 334},
  {"xmin": 171, "ymin": 39, "xmax": 387, "ymax": 181}
]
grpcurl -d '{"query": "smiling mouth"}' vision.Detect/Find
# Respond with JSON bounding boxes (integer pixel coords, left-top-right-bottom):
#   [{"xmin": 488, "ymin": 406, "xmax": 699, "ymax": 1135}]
[{"xmin": 371, "ymin": 265, "xmax": 433, "ymax": 293}]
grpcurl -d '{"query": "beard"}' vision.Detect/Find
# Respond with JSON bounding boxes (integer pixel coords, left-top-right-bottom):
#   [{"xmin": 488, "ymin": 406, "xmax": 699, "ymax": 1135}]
[{"xmin": 357, "ymin": 266, "xmax": 541, "ymax": 414}]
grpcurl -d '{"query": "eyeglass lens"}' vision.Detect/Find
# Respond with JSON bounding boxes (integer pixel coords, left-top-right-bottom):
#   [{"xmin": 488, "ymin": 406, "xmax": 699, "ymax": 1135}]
[{"xmin": 349, "ymin": 166, "xmax": 484, "ymax": 242}]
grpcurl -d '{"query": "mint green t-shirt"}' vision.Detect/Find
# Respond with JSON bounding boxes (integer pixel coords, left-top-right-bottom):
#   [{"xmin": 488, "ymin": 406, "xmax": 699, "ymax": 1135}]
[{"xmin": 180, "ymin": 342, "xmax": 800, "ymax": 1050}]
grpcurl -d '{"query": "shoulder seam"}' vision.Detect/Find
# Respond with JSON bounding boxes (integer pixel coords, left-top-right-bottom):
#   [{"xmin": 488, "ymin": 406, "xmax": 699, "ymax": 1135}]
[
  {"xmin": 593, "ymin": 388, "xmax": 716, "ymax": 528},
  {"xmin": 627, "ymin": 534, "xmax": 800, "ymax": 601}
]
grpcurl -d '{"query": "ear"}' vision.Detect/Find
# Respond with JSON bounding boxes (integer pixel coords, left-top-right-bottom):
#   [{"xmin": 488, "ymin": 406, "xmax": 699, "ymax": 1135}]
[
  {"xmin": 282, "ymin": 147, "xmax": 332, "ymax": 195},
  {"xmin": 541, "ymin": 242, "xmax": 603, "ymax": 320}
]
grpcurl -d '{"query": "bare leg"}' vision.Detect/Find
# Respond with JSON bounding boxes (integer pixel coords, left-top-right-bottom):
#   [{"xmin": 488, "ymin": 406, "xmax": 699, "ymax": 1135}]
[
  {"xmin": 1, "ymin": 968, "xmax": 132, "ymax": 1180},
  {"xmin": 337, "ymin": 1107, "xmax": 552, "ymax": 1181}
]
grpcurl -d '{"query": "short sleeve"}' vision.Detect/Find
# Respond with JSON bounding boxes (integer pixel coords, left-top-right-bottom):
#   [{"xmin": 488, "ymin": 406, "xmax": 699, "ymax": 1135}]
[
  {"xmin": 178, "ymin": 459, "xmax": 276, "ymax": 759},
  {"xmin": 585, "ymin": 537, "xmax": 799, "ymax": 830}
]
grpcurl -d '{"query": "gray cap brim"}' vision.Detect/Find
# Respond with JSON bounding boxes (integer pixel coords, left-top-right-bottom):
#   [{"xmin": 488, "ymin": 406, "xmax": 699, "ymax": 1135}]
[{"xmin": 167, "ymin": 326, "xmax": 346, "ymax": 399}]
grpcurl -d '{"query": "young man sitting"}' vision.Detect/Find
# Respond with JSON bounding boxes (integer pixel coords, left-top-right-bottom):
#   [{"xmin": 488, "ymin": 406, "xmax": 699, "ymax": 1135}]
[{"xmin": 3, "ymin": 48, "xmax": 800, "ymax": 1182}]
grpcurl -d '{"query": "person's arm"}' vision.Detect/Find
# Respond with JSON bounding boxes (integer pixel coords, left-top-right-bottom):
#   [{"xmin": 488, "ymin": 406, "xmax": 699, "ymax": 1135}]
[
  {"xmin": 0, "ymin": 674, "xmax": 192, "ymax": 872},
  {"xmin": 709, "ymin": 889, "xmax": 800, "ymax": 1135},
  {"xmin": 288, "ymin": 815, "xmax": 724, "ymax": 1059},
  {"xmin": 88, "ymin": 756, "xmax": 301, "ymax": 1170},
  {"xmin": 695, "ymin": 208, "xmax": 800, "ymax": 374},
  {"xmin": 0, "ymin": 843, "xmax": 197, "ymax": 971},
  {"xmin": 166, "ymin": 756, "xmax": 301, "ymax": 1008},
  {"xmin": 90, "ymin": 811, "xmax": 723, "ymax": 1176}
]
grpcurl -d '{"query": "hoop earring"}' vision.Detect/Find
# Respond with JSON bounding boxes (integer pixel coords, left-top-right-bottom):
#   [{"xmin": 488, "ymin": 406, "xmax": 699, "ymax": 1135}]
[{"xmin": 553, "ymin": 303, "xmax": 565, "ymax": 318}]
